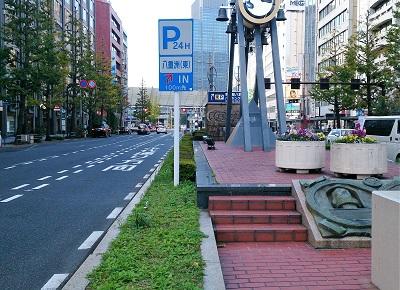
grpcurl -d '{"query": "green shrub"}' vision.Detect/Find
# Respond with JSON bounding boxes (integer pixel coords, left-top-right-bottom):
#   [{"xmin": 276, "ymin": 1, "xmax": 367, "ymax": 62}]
[
  {"xmin": 180, "ymin": 159, "xmax": 196, "ymax": 182},
  {"xmin": 192, "ymin": 129, "xmax": 207, "ymax": 141}
]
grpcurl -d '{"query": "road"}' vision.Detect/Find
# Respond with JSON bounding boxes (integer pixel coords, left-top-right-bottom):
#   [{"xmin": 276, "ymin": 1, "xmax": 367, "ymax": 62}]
[{"xmin": 0, "ymin": 133, "xmax": 173, "ymax": 290}]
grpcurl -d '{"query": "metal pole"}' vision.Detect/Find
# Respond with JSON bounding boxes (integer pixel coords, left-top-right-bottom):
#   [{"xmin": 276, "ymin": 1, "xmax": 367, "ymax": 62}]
[
  {"xmin": 254, "ymin": 26, "xmax": 270, "ymax": 151},
  {"xmin": 225, "ymin": 13, "xmax": 236, "ymax": 142},
  {"xmin": 270, "ymin": 18, "xmax": 286, "ymax": 135},
  {"xmin": 237, "ymin": 10, "xmax": 252, "ymax": 151},
  {"xmin": 173, "ymin": 91, "xmax": 180, "ymax": 186}
]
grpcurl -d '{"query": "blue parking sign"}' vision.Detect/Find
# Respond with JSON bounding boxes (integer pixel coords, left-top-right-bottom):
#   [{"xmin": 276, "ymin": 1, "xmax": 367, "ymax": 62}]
[{"xmin": 158, "ymin": 19, "xmax": 193, "ymax": 91}]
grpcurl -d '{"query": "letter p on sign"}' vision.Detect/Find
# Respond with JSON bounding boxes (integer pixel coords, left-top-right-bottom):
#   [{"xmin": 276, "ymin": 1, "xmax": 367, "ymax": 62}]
[{"xmin": 163, "ymin": 26, "xmax": 180, "ymax": 49}]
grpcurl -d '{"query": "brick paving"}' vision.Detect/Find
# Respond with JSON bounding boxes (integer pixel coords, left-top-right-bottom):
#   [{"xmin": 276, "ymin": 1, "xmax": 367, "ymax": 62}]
[
  {"xmin": 219, "ymin": 242, "xmax": 377, "ymax": 290},
  {"xmin": 199, "ymin": 142, "xmax": 395, "ymax": 289},
  {"xmin": 201, "ymin": 142, "xmax": 399, "ymax": 184}
]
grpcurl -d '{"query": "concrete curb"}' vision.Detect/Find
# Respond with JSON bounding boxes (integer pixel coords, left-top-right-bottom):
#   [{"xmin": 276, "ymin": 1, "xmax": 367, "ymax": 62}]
[
  {"xmin": 62, "ymin": 157, "xmax": 166, "ymax": 290},
  {"xmin": 200, "ymin": 210, "xmax": 226, "ymax": 290}
]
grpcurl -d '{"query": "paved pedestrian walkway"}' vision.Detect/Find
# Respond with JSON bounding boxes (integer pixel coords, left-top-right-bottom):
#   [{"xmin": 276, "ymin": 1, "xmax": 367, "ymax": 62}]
[
  {"xmin": 219, "ymin": 242, "xmax": 377, "ymax": 290},
  {"xmin": 199, "ymin": 142, "xmax": 398, "ymax": 290},
  {"xmin": 201, "ymin": 142, "xmax": 399, "ymax": 184}
]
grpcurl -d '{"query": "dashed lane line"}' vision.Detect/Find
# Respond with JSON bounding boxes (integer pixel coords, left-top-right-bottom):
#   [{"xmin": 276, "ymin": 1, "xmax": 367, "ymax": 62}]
[
  {"xmin": 124, "ymin": 192, "xmax": 136, "ymax": 200},
  {"xmin": 37, "ymin": 176, "xmax": 52, "ymax": 181},
  {"xmin": 32, "ymin": 184, "xmax": 49, "ymax": 190},
  {"xmin": 135, "ymin": 183, "xmax": 143, "ymax": 188},
  {"xmin": 87, "ymin": 165, "xmax": 95, "ymax": 168},
  {"xmin": 41, "ymin": 273, "xmax": 69, "ymax": 290},
  {"xmin": 106, "ymin": 207, "xmax": 124, "ymax": 219},
  {"xmin": 72, "ymin": 165, "xmax": 82, "ymax": 168},
  {"xmin": 57, "ymin": 170, "xmax": 68, "ymax": 174},
  {"xmin": 149, "ymin": 168, "xmax": 156, "ymax": 172},
  {"xmin": 143, "ymin": 174, "xmax": 150, "ymax": 179},
  {"xmin": 73, "ymin": 170, "xmax": 83, "ymax": 174},
  {"xmin": 4, "ymin": 166, "xmax": 16, "ymax": 170},
  {"xmin": 56, "ymin": 176, "xmax": 69, "ymax": 181},
  {"xmin": 78, "ymin": 231, "xmax": 104, "ymax": 250},
  {"xmin": 0, "ymin": 195, "xmax": 23, "ymax": 203},
  {"xmin": 11, "ymin": 184, "xmax": 30, "ymax": 190}
]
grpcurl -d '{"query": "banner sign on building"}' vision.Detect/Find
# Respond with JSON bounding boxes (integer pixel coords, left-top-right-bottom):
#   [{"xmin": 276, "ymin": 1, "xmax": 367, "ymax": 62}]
[
  {"xmin": 158, "ymin": 19, "xmax": 193, "ymax": 91},
  {"xmin": 208, "ymin": 92, "xmax": 241, "ymax": 104},
  {"xmin": 286, "ymin": 0, "xmax": 305, "ymax": 11}
]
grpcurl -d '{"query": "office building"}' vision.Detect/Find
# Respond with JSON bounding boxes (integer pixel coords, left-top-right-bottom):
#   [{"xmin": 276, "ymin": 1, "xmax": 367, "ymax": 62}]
[{"xmin": 191, "ymin": 0, "xmax": 229, "ymax": 92}]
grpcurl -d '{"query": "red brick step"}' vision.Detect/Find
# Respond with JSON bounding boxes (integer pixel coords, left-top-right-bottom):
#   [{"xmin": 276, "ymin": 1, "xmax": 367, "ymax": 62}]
[
  {"xmin": 209, "ymin": 195, "xmax": 296, "ymax": 211},
  {"xmin": 215, "ymin": 224, "xmax": 307, "ymax": 242},
  {"xmin": 209, "ymin": 210, "xmax": 301, "ymax": 224}
]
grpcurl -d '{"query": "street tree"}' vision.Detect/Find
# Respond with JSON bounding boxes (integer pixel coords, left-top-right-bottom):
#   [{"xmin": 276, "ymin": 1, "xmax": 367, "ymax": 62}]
[
  {"xmin": 35, "ymin": 0, "xmax": 69, "ymax": 139},
  {"xmin": 148, "ymin": 98, "xmax": 161, "ymax": 124},
  {"xmin": 1, "ymin": 0, "xmax": 43, "ymax": 135},
  {"xmin": 384, "ymin": 2, "xmax": 400, "ymax": 115},
  {"xmin": 134, "ymin": 80, "xmax": 151, "ymax": 123},
  {"xmin": 310, "ymin": 30, "xmax": 357, "ymax": 128}
]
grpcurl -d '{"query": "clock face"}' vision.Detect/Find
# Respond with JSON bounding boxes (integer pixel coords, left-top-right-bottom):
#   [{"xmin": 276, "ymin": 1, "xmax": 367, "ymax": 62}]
[{"xmin": 243, "ymin": 0, "xmax": 274, "ymax": 18}]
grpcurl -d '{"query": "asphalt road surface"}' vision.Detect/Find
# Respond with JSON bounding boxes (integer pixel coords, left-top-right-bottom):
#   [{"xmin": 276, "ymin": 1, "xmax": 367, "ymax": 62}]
[{"xmin": 0, "ymin": 133, "xmax": 173, "ymax": 290}]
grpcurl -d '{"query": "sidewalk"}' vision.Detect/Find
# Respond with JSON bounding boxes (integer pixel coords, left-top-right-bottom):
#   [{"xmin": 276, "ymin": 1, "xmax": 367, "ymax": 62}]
[{"xmin": 200, "ymin": 142, "xmax": 398, "ymax": 290}]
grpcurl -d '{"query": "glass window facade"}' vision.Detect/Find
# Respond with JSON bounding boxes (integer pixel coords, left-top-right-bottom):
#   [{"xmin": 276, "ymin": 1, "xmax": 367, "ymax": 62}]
[{"xmin": 192, "ymin": 0, "xmax": 229, "ymax": 91}]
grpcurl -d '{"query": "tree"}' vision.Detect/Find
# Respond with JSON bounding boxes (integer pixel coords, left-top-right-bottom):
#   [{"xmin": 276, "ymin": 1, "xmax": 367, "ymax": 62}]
[
  {"xmin": 134, "ymin": 80, "xmax": 151, "ymax": 123},
  {"xmin": 148, "ymin": 98, "xmax": 161, "ymax": 124},
  {"xmin": 35, "ymin": 0, "xmax": 69, "ymax": 139},
  {"xmin": 310, "ymin": 31, "xmax": 357, "ymax": 128},
  {"xmin": 349, "ymin": 11, "xmax": 391, "ymax": 116},
  {"xmin": 1, "ymin": 0, "xmax": 43, "ymax": 135},
  {"xmin": 384, "ymin": 2, "xmax": 400, "ymax": 115}
]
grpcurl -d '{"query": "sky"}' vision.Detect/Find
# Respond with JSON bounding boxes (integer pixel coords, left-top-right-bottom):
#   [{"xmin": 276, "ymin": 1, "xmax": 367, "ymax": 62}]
[{"xmin": 110, "ymin": 0, "xmax": 192, "ymax": 88}]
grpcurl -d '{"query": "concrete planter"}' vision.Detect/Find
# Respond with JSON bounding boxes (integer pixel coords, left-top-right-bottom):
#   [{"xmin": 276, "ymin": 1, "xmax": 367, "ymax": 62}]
[
  {"xmin": 330, "ymin": 143, "xmax": 387, "ymax": 175},
  {"xmin": 275, "ymin": 140, "xmax": 325, "ymax": 170}
]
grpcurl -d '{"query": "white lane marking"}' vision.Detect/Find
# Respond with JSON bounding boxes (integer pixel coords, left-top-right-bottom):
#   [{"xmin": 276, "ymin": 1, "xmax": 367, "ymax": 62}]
[
  {"xmin": 78, "ymin": 231, "xmax": 104, "ymax": 250},
  {"xmin": 85, "ymin": 161, "xmax": 91, "ymax": 164},
  {"xmin": 143, "ymin": 174, "xmax": 150, "ymax": 179},
  {"xmin": 23, "ymin": 161, "xmax": 33, "ymax": 165},
  {"xmin": 80, "ymin": 150, "xmax": 85, "ymax": 152},
  {"xmin": 62, "ymin": 153, "xmax": 69, "ymax": 156},
  {"xmin": 124, "ymin": 192, "xmax": 136, "ymax": 200},
  {"xmin": 98, "ymin": 161, "xmax": 104, "ymax": 163},
  {"xmin": 154, "ymin": 164, "xmax": 160, "ymax": 167},
  {"xmin": 72, "ymin": 151, "xmax": 78, "ymax": 154},
  {"xmin": 106, "ymin": 207, "xmax": 124, "ymax": 219},
  {"xmin": 87, "ymin": 165, "xmax": 95, "ymax": 168},
  {"xmin": 149, "ymin": 168, "xmax": 156, "ymax": 172},
  {"xmin": 72, "ymin": 165, "xmax": 82, "ymax": 168},
  {"xmin": 41, "ymin": 273, "xmax": 69, "ymax": 290},
  {"xmin": 11, "ymin": 184, "xmax": 30, "ymax": 190},
  {"xmin": 1, "ymin": 195, "xmax": 23, "ymax": 203},
  {"xmin": 135, "ymin": 183, "xmax": 143, "ymax": 188},
  {"xmin": 4, "ymin": 166, "xmax": 16, "ymax": 170},
  {"xmin": 37, "ymin": 176, "xmax": 52, "ymax": 181},
  {"xmin": 51, "ymin": 155, "xmax": 60, "ymax": 158},
  {"xmin": 57, "ymin": 170, "xmax": 68, "ymax": 174},
  {"xmin": 73, "ymin": 170, "xmax": 83, "ymax": 174},
  {"xmin": 39, "ymin": 158, "xmax": 47, "ymax": 161},
  {"xmin": 32, "ymin": 184, "xmax": 49, "ymax": 190},
  {"xmin": 56, "ymin": 176, "xmax": 68, "ymax": 181}
]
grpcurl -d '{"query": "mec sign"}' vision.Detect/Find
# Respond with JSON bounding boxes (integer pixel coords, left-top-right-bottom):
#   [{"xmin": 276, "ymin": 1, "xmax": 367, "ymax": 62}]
[
  {"xmin": 158, "ymin": 19, "xmax": 193, "ymax": 92},
  {"xmin": 287, "ymin": 0, "xmax": 305, "ymax": 11}
]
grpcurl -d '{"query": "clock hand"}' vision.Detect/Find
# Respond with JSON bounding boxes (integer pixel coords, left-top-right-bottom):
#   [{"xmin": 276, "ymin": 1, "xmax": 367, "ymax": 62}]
[{"xmin": 245, "ymin": 0, "xmax": 254, "ymax": 9}]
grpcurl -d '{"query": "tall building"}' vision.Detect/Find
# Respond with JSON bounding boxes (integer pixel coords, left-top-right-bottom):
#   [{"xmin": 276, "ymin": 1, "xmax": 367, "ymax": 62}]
[
  {"xmin": 191, "ymin": 0, "xmax": 229, "ymax": 92},
  {"xmin": 369, "ymin": 0, "xmax": 399, "ymax": 49},
  {"xmin": 95, "ymin": 0, "xmax": 128, "ymax": 95}
]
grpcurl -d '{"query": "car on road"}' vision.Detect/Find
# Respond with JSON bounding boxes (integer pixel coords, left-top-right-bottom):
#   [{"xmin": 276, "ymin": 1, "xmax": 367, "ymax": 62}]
[
  {"xmin": 92, "ymin": 123, "xmax": 111, "ymax": 137},
  {"xmin": 137, "ymin": 123, "xmax": 150, "ymax": 135},
  {"xmin": 326, "ymin": 129, "xmax": 353, "ymax": 144},
  {"xmin": 156, "ymin": 125, "xmax": 167, "ymax": 134}
]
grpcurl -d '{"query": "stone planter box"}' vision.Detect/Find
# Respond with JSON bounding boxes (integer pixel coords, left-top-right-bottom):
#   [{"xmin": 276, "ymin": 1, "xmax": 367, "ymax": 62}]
[
  {"xmin": 330, "ymin": 143, "xmax": 387, "ymax": 176},
  {"xmin": 275, "ymin": 140, "xmax": 325, "ymax": 172}
]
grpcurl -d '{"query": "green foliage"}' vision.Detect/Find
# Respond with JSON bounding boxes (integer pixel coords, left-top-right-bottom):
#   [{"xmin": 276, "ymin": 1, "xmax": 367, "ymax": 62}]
[
  {"xmin": 192, "ymin": 129, "xmax": 207, "ymax": 141},
  {"xmin": 148, "ymin": 99, "xmax": 161, "ymax": 124},
  {"xmin": 88, "ymin": 153, "xmax": 204, "ymax": 290},
  {"xmin": 134, "ymin": 80, "xmax": 151, "ymax": 123},
  {"xmin": 179, "ymin": 134, "xmax": 196, "ymax": 182}
]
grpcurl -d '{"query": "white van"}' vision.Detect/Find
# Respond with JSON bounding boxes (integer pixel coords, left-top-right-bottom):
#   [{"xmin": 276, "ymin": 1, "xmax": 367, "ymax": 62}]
[{"xmin": 361, "ymin": 116, "xmax": 400, "ymax": 162}]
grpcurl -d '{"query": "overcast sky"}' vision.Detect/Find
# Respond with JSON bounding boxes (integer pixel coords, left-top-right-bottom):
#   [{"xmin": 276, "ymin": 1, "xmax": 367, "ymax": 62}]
[{"xmin": 110, "ymin": 0, "xmax": 192, "ymax": 88}]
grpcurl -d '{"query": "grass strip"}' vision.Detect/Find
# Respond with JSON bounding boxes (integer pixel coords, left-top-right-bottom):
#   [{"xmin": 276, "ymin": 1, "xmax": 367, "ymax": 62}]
[{"xmin": 88, "ymin": 152, "xmax": 204, "ymax": 290}]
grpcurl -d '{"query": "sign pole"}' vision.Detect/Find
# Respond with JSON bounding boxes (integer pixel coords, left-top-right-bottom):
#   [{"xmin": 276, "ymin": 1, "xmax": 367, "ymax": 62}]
[{"xmin": 174, "ymin": 91, "xmax": 180, "ymax": 186}]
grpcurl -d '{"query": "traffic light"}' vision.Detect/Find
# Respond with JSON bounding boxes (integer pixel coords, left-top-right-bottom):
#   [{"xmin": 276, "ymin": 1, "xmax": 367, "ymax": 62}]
[
  {"xmin": 351, "ymin": 78, "xmax": 361, "ymax": 90},
  {"xmin": 290, "ymin": 78, "xmax": 301, "ymax": 89},
  {"xmin": 320, "ymin": 78, "xmax": 330, "ymax": 90},
  {"xmin": 264, "ymin": 78, "xmax": 271, "ymax": 89}
]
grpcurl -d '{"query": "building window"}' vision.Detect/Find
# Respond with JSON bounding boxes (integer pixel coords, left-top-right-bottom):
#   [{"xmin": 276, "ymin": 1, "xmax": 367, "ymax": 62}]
[
  {"xmin": 54, "ymin": 0, "xmax": 62, "ymax": 23},
  {"xmin": 318, "ymin": 10, "xmax": 347, "ymax": 38}
]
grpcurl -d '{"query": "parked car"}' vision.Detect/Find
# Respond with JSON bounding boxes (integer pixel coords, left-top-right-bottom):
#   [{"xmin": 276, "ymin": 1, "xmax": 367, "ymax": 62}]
[
  {"xmin": 92, "ymin": 123, "xmax": 111, "ymax": 137},
  {"xmin": 137, "ymin": 123, "xmax": 150, "ymax": 135},
  {"xmin": 156, "ymin": 125, "xmax": 167, "ymax": 134},
  {"xmin": 361, "ymin": 116, "xmax": 400, "ymax": 162},
  {"xmin": 326, "ymin": 129, "xmax": 354, "ymax": 144}
]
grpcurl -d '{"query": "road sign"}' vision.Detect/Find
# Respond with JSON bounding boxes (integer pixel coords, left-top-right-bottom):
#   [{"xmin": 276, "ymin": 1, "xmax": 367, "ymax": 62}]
[
  {"xmin": 53, "ymin": 105, "xmax": 60, "ymax": 112},
  {"xmin": 79, "ymin": 79, "xmax": 88, "ymax": 88},
  {"xmin": 88, "ymin": 80, "xmax": 96, "ymax": 89},
  {"xmin": 208, "ymin": 92, "xmax": 241, "ymax": 104},
  {"xmin": 158, "ymin": 19, "xmax": 193, "ymax": 92}
]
